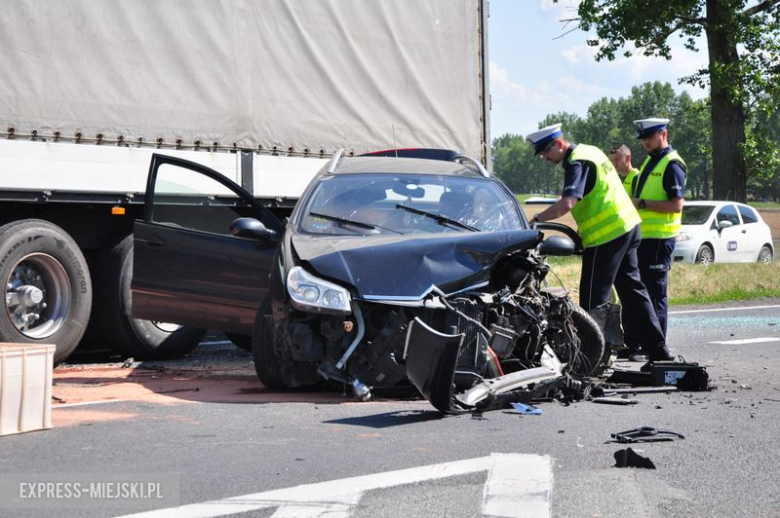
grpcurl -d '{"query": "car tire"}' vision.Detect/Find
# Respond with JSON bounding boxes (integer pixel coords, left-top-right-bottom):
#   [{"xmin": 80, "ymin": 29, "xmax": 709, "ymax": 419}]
[
  {"xmin": 695, "ymin": 244, "xmax": 714, "ymax": 265},
  {"xmin": 226, "ymin": 332, "xmax": 252, "ymax": 351},
  {"xmin": 252, "ymin": 297, "xmax": 320, "ymax": 389},
  {"xmin": 758, "ymin": 245, "xmax": 773, "ymax": 263},
  {"xmin": 90, "ymin": 235, "xmax": 205, "ymax": 360},
  {"xmin": 567, "ymin": 303, "xmax": 606, "ymax": 377},
  {"xmin": 0, "ymin": 219, "xmax": 92, "ymax": 365}
]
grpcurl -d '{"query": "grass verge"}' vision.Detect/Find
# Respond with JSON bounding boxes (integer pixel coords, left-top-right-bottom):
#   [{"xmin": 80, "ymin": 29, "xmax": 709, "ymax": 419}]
[{"xmin": 545, "ymin": 256, "xmax": 780, "ymax": 306}]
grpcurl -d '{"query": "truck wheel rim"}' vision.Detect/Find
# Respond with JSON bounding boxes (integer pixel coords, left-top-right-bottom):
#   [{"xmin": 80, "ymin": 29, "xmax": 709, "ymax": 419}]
[
  {"xmin": 150, "ymin": 321, "xmax": 182, "ymax": 333},
  {"xmin": 5, "ymin": 253, "xmax": 71, "ymax": 339}
]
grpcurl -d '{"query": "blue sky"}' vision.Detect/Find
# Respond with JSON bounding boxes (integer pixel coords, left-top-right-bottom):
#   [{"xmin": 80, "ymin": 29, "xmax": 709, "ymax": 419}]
[{"xmin": 488, "ymin": 0, "xmax": 709, "ymax": 140}]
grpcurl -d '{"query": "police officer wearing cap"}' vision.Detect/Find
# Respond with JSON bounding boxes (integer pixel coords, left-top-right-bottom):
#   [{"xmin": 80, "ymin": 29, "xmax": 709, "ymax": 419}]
[
  {"xmin": 526, "ymin": 123, "xmax": 673, "ymax": 362},
  {"xmin": 631, "ymin": 118, "xmax": 686, "ymax": 339}
]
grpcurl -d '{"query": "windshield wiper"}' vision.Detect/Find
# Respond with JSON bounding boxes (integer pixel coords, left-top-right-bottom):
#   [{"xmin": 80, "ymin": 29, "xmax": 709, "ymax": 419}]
[
  {"xmin": 309, "ymin": 212, "xmax": 401, "ymax": 234},
  {"xmin": 394, "ymin": 204, "xmax": 477, "ymax": 232}
]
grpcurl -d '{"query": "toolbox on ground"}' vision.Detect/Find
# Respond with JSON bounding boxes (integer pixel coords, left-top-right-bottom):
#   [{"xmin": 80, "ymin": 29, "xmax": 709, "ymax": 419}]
[{"xmin": 0, "ymin": 343, "xmax": 55, "ymax": 436}]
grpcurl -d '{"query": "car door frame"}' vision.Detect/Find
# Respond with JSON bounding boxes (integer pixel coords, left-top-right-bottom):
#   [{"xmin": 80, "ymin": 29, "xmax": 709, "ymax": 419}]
[
  {"xmin": 132, "ymin": 153, "xmax": 284, "ymax": 335},
  {"xmin": 712, "ymin": 203, "xmax": 750, "ymax": 262}
]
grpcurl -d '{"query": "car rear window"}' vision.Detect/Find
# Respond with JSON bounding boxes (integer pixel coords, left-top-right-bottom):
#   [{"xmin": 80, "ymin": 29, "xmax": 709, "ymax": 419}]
[{"xmin": 738, "ymin": 205, "xmax": 758, "ymax": 224}]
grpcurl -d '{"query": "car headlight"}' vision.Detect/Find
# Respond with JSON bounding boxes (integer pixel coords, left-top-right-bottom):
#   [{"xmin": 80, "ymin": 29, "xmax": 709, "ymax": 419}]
[
  {"xmin": 676, "ymin": 232, "xmax": 693, "ymax": 242},
  {"xmin": 286, "ymin": 266, "xmax": 351, "ymax": 314}
]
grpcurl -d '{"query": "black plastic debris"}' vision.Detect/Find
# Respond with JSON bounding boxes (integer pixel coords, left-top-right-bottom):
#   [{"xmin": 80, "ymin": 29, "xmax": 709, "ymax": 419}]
[
  {"xmin": 593, "ymin": 396, "xmax": 637, "ymax": 405},
  {"xmin": 614, "ymin": 448, "xmax": 656, "ymax": 469},
  {"xmin": 611, "ymin": 426, "xmax": 685, "ymax": 443},
  {"xmin": 607, "ymin": 361, "xmax": 710, "ymax": 391}
]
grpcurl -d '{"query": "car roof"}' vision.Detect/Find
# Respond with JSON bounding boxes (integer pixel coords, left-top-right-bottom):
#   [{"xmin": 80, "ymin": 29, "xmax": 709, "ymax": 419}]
[
  {"xmin": 685, "ymin": 200, "xmax": 752, "ymax": 207},
  {"xmin": 327, "ymin": 156, "xmax": 484, "ymax": 178}
]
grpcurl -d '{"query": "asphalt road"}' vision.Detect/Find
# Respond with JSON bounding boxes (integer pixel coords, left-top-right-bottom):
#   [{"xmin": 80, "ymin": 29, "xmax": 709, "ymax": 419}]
[{"xmin": 1, "ymin": 300, "xmax": 779, "ymax": 518}]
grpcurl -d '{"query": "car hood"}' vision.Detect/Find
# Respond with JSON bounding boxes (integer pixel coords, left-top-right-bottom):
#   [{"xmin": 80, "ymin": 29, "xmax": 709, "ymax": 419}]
[{"xmin": 291, "ymin": 230, "xmax": 541, "ymax": 300}]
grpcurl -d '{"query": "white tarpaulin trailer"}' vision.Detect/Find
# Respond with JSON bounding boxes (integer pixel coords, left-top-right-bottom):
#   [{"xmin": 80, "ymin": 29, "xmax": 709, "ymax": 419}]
[
  {"xmin": 1, "ymin": 0, "xmax": 488, "ymax": 160},
  {"xmin": 0, "ymin": 0, "xmax": 490, "ymax": 364}
]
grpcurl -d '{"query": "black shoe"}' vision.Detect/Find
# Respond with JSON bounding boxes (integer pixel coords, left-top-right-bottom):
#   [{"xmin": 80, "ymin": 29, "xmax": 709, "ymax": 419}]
[
  {"xmin": 648, "ymin": 345, "xmax": 674, "ymax": 362},
  {"xmin": 617, "ymin": 345, "xmax": 642, "ymax": 360}
]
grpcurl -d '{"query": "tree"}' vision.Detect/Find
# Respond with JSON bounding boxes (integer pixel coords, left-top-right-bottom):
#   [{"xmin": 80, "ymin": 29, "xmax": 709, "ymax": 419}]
[
  {"xmin": 571, "ymin": 0, "xmax": 780, "ymax": 202},
  {"xmin": 492, "ymin": 82, "xmax": 712, "ymax": 197}
]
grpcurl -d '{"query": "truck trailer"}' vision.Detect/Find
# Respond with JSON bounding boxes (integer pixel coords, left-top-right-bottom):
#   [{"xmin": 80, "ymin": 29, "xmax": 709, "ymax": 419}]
[{"xmin": 0, "ymin": 0, "xmax": 490, "ymax": 363}]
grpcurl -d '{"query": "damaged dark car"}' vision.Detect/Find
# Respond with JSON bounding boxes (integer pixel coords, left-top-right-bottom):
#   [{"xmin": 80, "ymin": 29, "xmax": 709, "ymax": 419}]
[{"xmin": 132, "ymin": 151, "xmax": 605, "ymax": 413}]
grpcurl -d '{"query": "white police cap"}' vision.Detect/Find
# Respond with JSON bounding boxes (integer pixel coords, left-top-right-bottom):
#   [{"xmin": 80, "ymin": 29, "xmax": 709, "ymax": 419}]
[
  {"xmin": 525, "ymin": 123, "xmax": 563, "ymax": 155},
  {"xmin": 634, "ymin": 118, "xmax": 669, "ymax": 139}
]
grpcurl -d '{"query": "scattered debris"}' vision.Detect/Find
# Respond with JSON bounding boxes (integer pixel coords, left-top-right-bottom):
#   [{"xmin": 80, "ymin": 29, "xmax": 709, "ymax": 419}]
[
  {"xmin": 614, "ymin": 448, "xmax": 656, "ymax": 469},
  {"xmin": 593, "ymin": 396, "xmax": 637, "ymax": 405},
  {"xmin": 121, "ymin": 358, "xmax": 136, "ymax": 368},
  {"xmin": 611, "ymin": 427, "xmax": 685, "ymax": 443},
  {"xmin": 510, "ymin": 402, "xmax": 543, "ymax": 415}
]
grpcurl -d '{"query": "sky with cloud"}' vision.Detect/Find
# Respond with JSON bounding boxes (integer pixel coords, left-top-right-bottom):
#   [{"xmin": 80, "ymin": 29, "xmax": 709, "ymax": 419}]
[{"xmin": 488, "ymin": 0, "xmax": 710, "ymax": 140}]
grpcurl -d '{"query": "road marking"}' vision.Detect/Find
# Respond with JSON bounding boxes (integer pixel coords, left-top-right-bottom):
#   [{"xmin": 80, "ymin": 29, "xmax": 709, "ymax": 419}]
[
  {"xmin": 483, "ymin": 453, "xmax": 552, "ymax": 518},
  {"xmin": 118, "ymin": 453, "xmax": 552, "ymax": 518},
  {"xmin": 199, "ymin": 340, "xmax": 233, "ymax": 346},
  {"xmin": 670, "ymin": 304, "xmax": 780, "ymax": 315},
  {"xmin": 709, "ymin": 337, "xmax": 780, "ymax": 345},
  {"xmin": 53, "ymin": 399, "xmax": 128, "ymax": 408}
]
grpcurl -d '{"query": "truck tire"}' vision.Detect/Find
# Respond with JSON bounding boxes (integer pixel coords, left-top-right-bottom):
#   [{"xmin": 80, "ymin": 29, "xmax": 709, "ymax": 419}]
[
  {"xmin": 90, "ymin": 235, "xmax": 205, "ymax": 360},
  {"xmin": 0, "ymin": 219, "xmax": 92, "ymax": 364}
]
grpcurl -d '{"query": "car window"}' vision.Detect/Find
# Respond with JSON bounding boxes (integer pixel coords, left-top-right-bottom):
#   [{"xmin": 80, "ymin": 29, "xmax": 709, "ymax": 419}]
[
  {"xmin": 151, "ymin": 163, "xmax": 260, "ymax": 236},
  {"xmin": 715, "ymin": 204, "xmax": 740, "ymax": 226},
  {"xmin": 298, "ymin": 173, "xmax": 523, "ymax": 235},
  {"xmin": 738, "ymin": 205, "xmax": 758, "ymax": 224},
  {"xmin": 682, "ymin": 205, "xmax": 714, "ymax": 225}
]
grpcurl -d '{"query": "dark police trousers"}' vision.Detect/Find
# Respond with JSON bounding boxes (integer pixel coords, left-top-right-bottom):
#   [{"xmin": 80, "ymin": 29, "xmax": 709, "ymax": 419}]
[
  {"xmin": 579, "ymin": 225, "xmax": 666, "ymax": 352},
  {"xmin": 636, "ymin": 237, "xmax": 676, "ymax": 338}
]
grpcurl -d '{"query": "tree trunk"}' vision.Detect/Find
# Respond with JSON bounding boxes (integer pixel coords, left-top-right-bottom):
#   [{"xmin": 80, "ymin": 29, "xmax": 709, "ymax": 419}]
[{"xmin": 706, "ymin": 0, "xmax": 748, "ymax": 202}]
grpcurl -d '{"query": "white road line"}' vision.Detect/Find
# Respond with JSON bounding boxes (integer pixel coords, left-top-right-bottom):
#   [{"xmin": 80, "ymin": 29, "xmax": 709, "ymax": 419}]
[
  {"xmin": 198, "ymin": 340, "xmax": 233, "ymax": 346},
  {"xmin": 53, "ymin": 399, "xmax": 127, "ymax": 408},
  {"xmin": 117, "ymin": 454, "xmax": 552, "ymax": 518},
  {"xmin": 709, "ymin": 337, "xmax": 780, "ymax": 345},
  {"xmin": 483, "ymin": 453, "xmax": 552, "ymax": 518},
  {"xmin": 670, "ymin": 304, "xmax": 780, "ymax": 315}
]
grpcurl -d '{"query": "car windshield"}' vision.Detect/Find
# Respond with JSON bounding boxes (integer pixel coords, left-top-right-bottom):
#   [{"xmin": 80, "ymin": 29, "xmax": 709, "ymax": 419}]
[
  {"xmin": 682, "ymin": 205, "xmax": 715, "ymax": 225},
  {"xmin": 298, "ymin": 173, "xmax": 524, "ymax": 235}
]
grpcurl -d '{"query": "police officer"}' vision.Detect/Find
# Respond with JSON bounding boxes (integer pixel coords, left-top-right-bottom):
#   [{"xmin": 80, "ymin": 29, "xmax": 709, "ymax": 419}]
[
  {"xmin": 526, "ymin": 123, "xmax": 673, "ymax": 361},
  {"xmin": 609, "ymin": 144, "xmax": 638, "ymax": 195},
  {"xmin": 631, "ymin": 118, "xmax": 686, "ymax": 339}
]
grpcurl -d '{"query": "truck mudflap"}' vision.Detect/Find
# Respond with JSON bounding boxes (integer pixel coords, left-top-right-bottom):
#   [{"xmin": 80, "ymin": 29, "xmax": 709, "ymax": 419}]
[{"xmin": 404, "ymin": 317, "xmax": 462, "ymax": 413}]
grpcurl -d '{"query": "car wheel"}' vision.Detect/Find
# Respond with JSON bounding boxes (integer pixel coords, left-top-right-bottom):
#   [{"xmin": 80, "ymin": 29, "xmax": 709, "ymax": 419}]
[
  {"xmin": 695, "ymin": 244, "xmax": 714, "ymax": 265},
  {"xmin": 567, "ymin": 303, "xmax": 606, "ymax": 377},
  {"xmin": 252, "ymin": 297, "xmax": 319, "ymax": 389},
  {"xmin": 0, "ymin": 219, "xmax": 92, "ymax": 365},
  {"xmin": 758, "ymin": 245, "xmax": 773, "ymax": 263},
  {"xmin": 547, "ymin": 300, "xmax": 605, "ymax": 377},
  {"xmin": 90, "ymin": 235, "xmax": 205, "ymax": 360}
]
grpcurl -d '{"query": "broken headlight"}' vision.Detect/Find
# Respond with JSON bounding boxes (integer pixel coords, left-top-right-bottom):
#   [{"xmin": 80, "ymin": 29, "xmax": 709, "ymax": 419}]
[{"xmin": 286, "ymin": 266, "xmax": 351, "ymax": 314}]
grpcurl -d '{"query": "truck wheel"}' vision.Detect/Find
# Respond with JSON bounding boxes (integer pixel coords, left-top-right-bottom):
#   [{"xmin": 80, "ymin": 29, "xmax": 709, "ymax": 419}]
[
  {"xmin": 225, "ymin": 332, "xmax": 252, "ymax": 351},
  {"xmin": 90, "ymin": 235, "xmax": 205, "ymax": 360},
  {"xmin": 0, "ymin": 219, "xmax": 92, "ymax": 364}
]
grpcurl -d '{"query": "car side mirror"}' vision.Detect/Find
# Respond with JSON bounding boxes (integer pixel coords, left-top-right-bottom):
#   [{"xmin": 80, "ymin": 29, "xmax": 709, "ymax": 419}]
[
  {"xmin": 230, "ymin": 217, "xmax": 277, "ymax": 240},
  {"xmin": 537, "ymin": 235, "xmax": 576, "ymax": 256},
  {"xmin": 717, "ymin": 219, "xmax": 733, "ymax": 229}
]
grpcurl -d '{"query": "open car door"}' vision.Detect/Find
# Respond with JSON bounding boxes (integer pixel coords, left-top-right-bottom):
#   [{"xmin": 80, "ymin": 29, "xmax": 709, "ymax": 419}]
[{"xmin": 131, "ymin": 154, "xmax": 284, "ymax": 335}]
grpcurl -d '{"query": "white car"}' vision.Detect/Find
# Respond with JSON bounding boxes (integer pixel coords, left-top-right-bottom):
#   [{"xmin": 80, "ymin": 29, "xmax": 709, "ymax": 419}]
[{"xmin": 673, "ymin": 201, "xmax": 774, "ymax": 264}]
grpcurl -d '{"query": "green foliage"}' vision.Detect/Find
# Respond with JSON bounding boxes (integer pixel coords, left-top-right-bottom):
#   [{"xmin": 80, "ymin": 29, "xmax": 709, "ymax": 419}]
[
  {"xmin": 568, "ymin": 0, "xmax": 780, "ymax": 202},
  {"xmin": 492, "ymin": 82, "xmax": 714, "ymax": 197}
]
